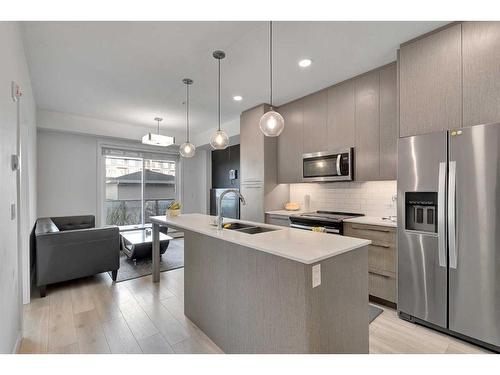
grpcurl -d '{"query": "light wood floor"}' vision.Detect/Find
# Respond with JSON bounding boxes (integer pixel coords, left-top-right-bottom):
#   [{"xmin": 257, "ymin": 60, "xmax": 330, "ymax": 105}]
[{"xmin": 20, "ymin": 268, "xmax": 491, "ymax": 354}]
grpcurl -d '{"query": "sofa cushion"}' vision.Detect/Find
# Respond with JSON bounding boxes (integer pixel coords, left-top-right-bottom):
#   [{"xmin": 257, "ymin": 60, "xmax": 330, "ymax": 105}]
[{"xmin": 51, "ymin": 215, "xmax": 95, "ymax": 231}]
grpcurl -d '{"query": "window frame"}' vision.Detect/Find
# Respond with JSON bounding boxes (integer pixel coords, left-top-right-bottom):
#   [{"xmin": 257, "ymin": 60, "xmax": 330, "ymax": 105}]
[{"xmin": 97, "ymin": 140, "xmax": 180, "ymax": 227}]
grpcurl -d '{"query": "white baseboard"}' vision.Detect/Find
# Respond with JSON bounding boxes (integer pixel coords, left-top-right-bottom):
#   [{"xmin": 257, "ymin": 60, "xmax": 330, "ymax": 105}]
[{"xmin": 12, "ymin": 331, "xmax": 22, "ymax": 354}]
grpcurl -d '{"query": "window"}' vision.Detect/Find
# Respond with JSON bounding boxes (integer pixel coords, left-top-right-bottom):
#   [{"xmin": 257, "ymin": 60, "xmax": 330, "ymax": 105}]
[{"xmin": 103, "ymin": 148, "xmax": 178, "ymax": 227}]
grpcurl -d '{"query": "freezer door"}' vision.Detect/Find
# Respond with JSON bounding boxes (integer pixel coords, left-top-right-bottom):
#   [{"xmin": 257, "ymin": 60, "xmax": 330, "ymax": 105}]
[
  {"xmin": 397, "ymin": 132, "xmax": 448, "ymax": 328},
  {"xmin": 448, "ymin": 123, "xmax": 500, "ymax": 347}
]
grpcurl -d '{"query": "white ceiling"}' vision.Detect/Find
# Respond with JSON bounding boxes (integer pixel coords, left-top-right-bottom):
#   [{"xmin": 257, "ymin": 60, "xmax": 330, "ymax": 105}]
[{"xmin": 22, "ymin": 21, "xmax": 446, "ymax": 136}]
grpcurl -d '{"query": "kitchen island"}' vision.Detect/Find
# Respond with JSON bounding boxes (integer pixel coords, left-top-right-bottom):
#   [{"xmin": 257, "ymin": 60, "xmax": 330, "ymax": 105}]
[{"xmin": 150, "ymin": 213, "xmax": 371, "ymax": 353}]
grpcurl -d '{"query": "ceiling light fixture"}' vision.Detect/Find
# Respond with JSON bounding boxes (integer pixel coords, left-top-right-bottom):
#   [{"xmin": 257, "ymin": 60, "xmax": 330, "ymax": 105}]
[
  {"xmin": 180, "ymin": 78, "xmax": 196, "ymax": 158},
  {"xmin": 233, "ymin": 95, "xmax": 243, "ymax": 101},
  {"xmin": 298, "ymin": 58, "xmax": 312, "ymax": 68},
  {"xmin": 210, "ymin": 50, "xmax": 229, "ymax": 150},
  {"xmin": 142, "ymin": 117, "xmax": 175, "ymax": 147},
  {"xmin": 259, "ymin": 21, "xmax": 285, "ymax": 137}
]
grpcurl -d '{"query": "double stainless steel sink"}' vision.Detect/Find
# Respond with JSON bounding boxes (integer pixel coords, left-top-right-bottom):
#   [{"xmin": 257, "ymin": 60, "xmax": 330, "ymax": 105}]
[{"xmin": 222, "ymin": 222, "xmax": 279, "ymax": 235}]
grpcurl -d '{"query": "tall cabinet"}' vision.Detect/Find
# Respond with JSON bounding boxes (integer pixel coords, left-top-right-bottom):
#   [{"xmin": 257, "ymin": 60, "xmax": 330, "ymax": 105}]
[{"xmin": 240, "ymin": 104, "xmax": 289, "ymax": 222}]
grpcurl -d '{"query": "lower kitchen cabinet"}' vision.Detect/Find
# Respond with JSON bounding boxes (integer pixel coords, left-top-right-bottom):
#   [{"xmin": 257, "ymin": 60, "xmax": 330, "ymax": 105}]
[{"xmin": 344, "ymin": 222, "xmax": 397, "ymax": 306}]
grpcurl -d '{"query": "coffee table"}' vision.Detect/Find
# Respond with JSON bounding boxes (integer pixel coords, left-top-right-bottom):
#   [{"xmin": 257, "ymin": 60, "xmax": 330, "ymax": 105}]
[{"xmin": 120, "ymin": 229, "xmax": 172, "ymax": 262}]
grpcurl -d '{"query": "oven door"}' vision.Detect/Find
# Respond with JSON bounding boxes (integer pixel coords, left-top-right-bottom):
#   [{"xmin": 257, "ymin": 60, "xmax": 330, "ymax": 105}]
[
  {"xmin": 290, "ymin": 223, "xmax": 341, "ymax": 235},
  {"xmin": 302, "ymin": 149, "xmax": 353, "ymax": 182}
]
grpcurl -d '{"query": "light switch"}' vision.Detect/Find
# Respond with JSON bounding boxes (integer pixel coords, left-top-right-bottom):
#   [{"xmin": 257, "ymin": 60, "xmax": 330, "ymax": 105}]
[{"xmin": 312, "ymin": 264, "xmax": 321, "ymax": 288}]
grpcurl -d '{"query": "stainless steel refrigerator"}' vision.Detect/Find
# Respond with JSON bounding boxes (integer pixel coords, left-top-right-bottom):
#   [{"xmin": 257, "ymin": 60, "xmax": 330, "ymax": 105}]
[
  {"xmin": 209, "ymin": 188, "xmax": 240, "ymax": 219},
  {"xmin": 398, "ymin": 122, "xmax": 500, "ymax": 351}
]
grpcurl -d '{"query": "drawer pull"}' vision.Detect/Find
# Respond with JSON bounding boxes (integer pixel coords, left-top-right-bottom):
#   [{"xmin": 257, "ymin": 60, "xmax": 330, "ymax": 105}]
[
  {"xmin": 351, "ymin": 225, "xmax": 391, "ymax": 233},
  {"xmin": 371, "ymin": 242, "xmax": 391, "ymax": 249},
  {"xmin": 369, "ymin": 270, "xmax": 393, "ymax": 278}
]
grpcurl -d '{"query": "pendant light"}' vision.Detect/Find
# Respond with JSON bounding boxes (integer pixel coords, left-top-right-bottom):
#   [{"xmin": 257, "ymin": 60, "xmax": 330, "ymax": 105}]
[
  {"xmin": 210, "ymin": 50, "xmax": 229, "ymax": 150},
  {"xmin": 179, "ymin": 78, "xmax": 196, "ymax": 158},
  {"xmin": 142, "ymin": 117, "xmax": 175, "ymax": 146},
  {"xmin": 260, "ymin": 21, "xmax": 285, "ymax": 137}
]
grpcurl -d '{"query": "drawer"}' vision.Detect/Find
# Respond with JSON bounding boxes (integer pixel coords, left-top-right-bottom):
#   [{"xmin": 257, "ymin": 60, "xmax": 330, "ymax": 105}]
[
  {"xmin": 368, "ymin": 242, "xmax": 396, "ymax": 275},
  {"xmin": 344, "ymin": 222, "xmax": 396, "ymax": 244},
  {"xmin": 369, "ymin": 271, "xmax": 396, "ymax": 303}
]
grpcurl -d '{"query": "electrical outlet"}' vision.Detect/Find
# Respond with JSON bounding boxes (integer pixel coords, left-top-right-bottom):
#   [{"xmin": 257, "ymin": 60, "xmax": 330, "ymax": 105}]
[{"xmin": 312, "ymin": 264, "xmax": 321, "ymax": 288}]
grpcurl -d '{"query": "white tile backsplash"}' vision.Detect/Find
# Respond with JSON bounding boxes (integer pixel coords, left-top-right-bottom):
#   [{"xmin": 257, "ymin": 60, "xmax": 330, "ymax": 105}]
[{"xmin": 290, "ymin": 180, "xmax": 397, "ymax": 217}]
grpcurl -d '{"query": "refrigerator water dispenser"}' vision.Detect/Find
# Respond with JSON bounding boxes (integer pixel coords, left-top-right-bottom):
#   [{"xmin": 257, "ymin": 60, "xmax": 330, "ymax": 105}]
[{"xmin": 405, "ymin": 192, "xmax": 438, "ymax": 233}]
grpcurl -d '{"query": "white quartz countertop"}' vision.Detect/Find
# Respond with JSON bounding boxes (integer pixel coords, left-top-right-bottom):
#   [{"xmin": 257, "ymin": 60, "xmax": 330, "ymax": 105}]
[
  {"xmin": 150, "ymin": 214, "xmax": 370, "ymax": 265},
  {"xmin": 343, "ymin": 216, "xmax": 397, "ymax": 228},
  {"xmin": 265, "ymin": 210, "xmax": 305, "ymax": 217}
]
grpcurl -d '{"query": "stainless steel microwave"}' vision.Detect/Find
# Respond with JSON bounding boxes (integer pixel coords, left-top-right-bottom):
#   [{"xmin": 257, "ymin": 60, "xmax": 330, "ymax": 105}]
[{"xmin": 302, "ymin": 148, "xmax": 353, "ymax": 182}]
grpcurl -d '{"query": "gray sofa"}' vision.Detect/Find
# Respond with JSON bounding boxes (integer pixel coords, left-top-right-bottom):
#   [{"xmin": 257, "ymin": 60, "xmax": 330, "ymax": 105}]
[{"xmin": 35, "ymin": 215, "xmax": 120, "ymax": 297}]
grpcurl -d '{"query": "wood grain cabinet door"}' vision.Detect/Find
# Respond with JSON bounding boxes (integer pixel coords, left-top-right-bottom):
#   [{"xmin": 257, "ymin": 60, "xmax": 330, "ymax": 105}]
[
  {"xmin": 463, "ymin": 21, "xmax": 500, "ymax": 127},
  {"xmin": 240, "ymin": 106, "xmax": 266, "ymax": 183},
  {"xmin": 379, "ymin": 62, "xmax": 398, "ymax": 180},
  {"xmin": 399, "ymin": 23, "xmax": 462, "ymax": 137},
  {"xmin": 327, "ymin": 80, "xmax": 355, "ymax": 151},
  {"xmin": 354, "ymin": 70, "xmax": 380, "ymax": 181},
  {"xmin": 277, "ymin": 100, "xmax": 303, "ymax": 183},
  {"xmin": 302, "ymin": 89, "xmax": 328, "ymax": 153}
]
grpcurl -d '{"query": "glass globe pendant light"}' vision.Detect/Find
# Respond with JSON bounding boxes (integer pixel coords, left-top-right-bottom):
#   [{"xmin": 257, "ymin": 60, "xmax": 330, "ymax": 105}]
[
  {"xmin": 210, "ymin": 50, "xmax": 229, "ymax": 150},
  {"xmin": 179, "ymin": 78, "xmax": 196, "ymax": 158},
  {"xmin": 260, "ymin": 21, "xmax": 285, "ymax": 137}
]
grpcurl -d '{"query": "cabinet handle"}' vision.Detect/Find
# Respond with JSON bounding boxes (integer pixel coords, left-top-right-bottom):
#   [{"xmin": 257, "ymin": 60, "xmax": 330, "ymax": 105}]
[
  {"xmin": 351, "ymin": 225, "xmax": 391, "ymax": 233},
  {"xmin": 371, "ymin": 242, "xmax": 391, "ymax": 249},
  {"xmin": 369, "ymin": 270, "xmax": 393, "ymax": 278}
]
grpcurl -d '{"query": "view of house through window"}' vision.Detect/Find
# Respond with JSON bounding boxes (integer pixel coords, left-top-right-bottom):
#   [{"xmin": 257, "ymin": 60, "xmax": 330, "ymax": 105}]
[{"xmin": 105, "ymin": 155, "xmax": 176, "ymax": 226}]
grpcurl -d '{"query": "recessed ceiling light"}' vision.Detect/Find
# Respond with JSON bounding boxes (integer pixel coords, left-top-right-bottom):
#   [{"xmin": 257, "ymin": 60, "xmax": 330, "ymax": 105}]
[
  {"xmin": 298, "ymin": 59, "xmax": 312, "ymax": 68},
  {"xmin": 233, "ymin": 95, "xmax": 243, "ymax": 101}
]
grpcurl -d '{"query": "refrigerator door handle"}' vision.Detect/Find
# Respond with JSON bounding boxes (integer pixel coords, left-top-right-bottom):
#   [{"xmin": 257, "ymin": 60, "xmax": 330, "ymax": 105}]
[
  {"xmin": 438, "ymin": 162, "xmax": 447, "ymax": 267},
  {"xmin": 448, "ymin": 161, "xmax": 458, "ymax": 269}
]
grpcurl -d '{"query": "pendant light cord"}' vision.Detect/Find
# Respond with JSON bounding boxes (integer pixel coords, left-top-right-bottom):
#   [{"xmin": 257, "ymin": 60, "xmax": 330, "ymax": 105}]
[
  {"xmin": 218, "ymin": 58, "xmax": 221, "ymax": 131},
  {"xmin": 157, "ymin": 118, "xmax": 160, "ymax": 134},
  {"xmin": 270, "ymin": 20, "xmax": 273, "ymax": 108},
  {"xmin": 186, "ymin": 83, "xmax": 190, "ymax": 142}
]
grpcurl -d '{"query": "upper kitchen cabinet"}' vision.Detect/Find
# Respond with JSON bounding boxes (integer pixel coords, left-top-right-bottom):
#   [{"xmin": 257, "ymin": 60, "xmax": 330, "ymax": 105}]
[
  {"xmin": 463, "ymin": 22, "xmax": 500, "ymax": 127},
  {"xmin": 379, "ymin": 62, "xmax": 398, "ymax": 180},
  {"xmin": 302, "ymin": 89, "xmax": 328, "ymax": 153},
  {"xmin": 327, "ymin": 80, "xmax": 355, "ymax": 151},
  {"xmin": 399, "ymin": 23, "xmax": 462, "ymax": 137},
  {"xmin": 277, "ymin": 99, "xmax": 303, "ymax": 183},
  {"xmin": 354, "ymin": 70, "xmax": 380, "ymax": 181},
  {"xmin": 240, "ymin": 105, "xmax": 267, "ymax": 183}
]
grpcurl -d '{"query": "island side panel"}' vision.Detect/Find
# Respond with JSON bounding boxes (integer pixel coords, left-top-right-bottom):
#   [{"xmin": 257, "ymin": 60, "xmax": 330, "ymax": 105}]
[
  {"xmin": 307, "ymin": 246, "xmax": 369, "ymax": 353},
  {"xmin": 183, "ymin": 230, "xmax": 368, "ymax": 353}
]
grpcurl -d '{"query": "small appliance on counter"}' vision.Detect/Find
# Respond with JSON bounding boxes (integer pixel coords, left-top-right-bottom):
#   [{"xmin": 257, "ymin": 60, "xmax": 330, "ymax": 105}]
[{"xmin": 289, "ymin": 211, "xmax": 364, "ymax": 235}]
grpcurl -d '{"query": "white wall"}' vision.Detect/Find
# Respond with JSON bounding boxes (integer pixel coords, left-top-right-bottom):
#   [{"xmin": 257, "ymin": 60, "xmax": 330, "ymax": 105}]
[
  {"xmin": 290, "ymin": 181, "xmax": 397, "ymax": 217},
  {"xmin": 0, "ymin": 22, "xmax": 37, "ymax": 353},
  {"xmin": 37, "ymin": 129, "xmax": 186, "ymax": 224},
  {"xmin": 37, "ymin": 130, "xmax": 98, "ymax": 218}
]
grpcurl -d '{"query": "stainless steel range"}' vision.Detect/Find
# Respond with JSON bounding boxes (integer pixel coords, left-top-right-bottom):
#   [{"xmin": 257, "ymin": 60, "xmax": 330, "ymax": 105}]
[{"xmin": 289, "ymin": 211, "xmax": 364, "ymax": 235}]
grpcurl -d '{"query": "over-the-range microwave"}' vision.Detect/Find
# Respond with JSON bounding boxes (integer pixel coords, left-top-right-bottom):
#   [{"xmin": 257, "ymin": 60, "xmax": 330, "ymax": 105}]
[{"xmin": 302, "ymin": 148, "xmax": 353, "ymax": 182}]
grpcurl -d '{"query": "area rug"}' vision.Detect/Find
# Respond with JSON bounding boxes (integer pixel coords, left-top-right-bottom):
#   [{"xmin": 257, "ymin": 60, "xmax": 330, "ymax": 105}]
[
  {"xmin": 369, "ymin": 304, "xmax": 383, "ymax": 323},
  {"xmin": 109, "ymin": 238, "xmax": 184, "ymax": 282}
]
